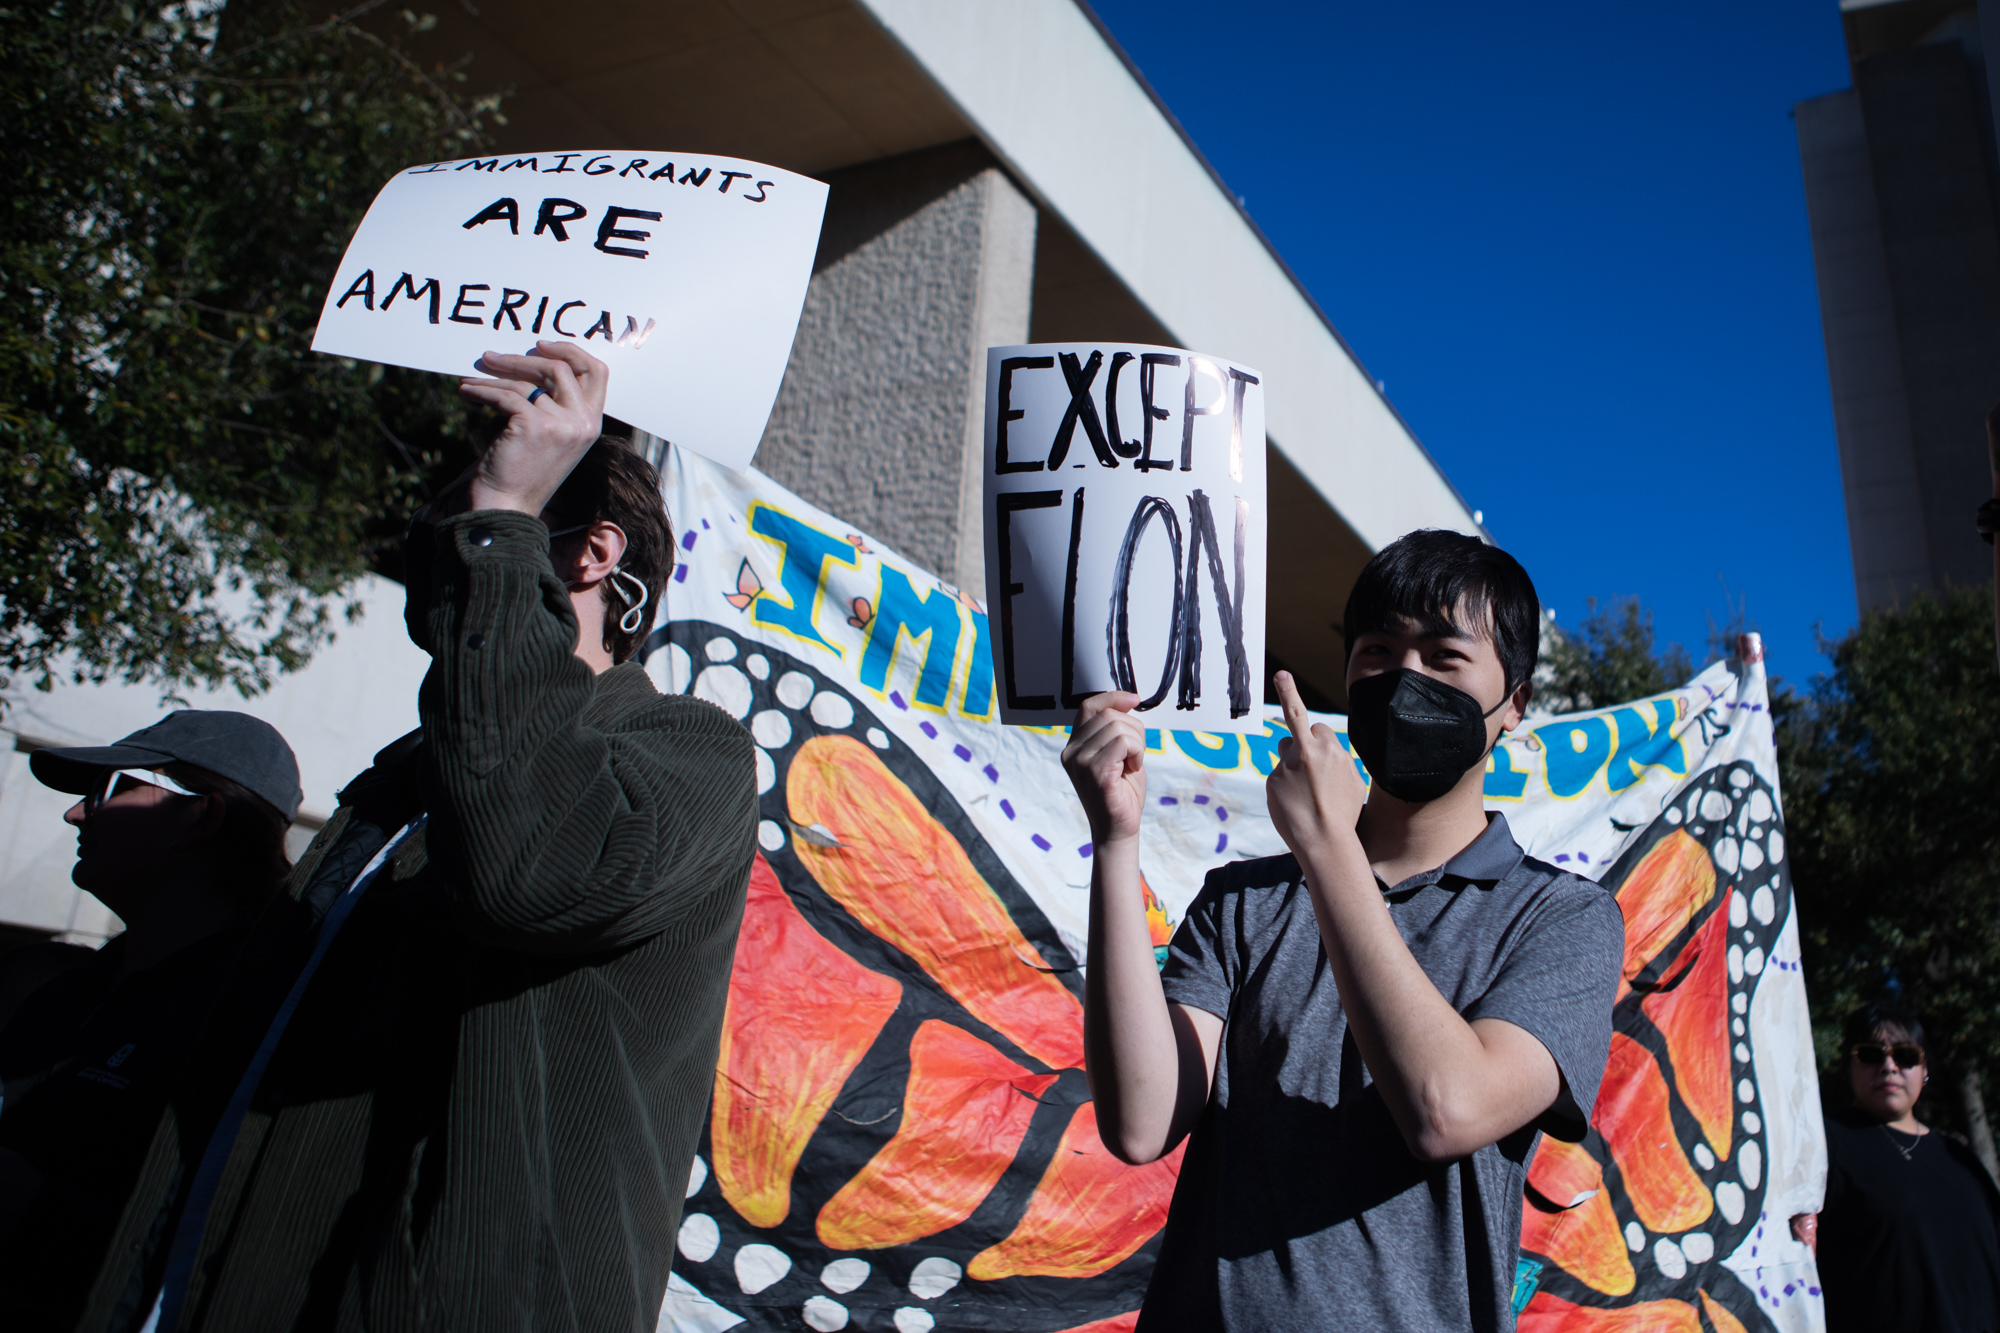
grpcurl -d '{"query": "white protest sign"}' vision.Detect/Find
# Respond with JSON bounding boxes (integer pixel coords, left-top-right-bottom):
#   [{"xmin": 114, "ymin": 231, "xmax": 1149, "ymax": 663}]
[
  {"xmin": 310, "ymin": 151, "xmax": 828, "ymax": 470},
  {"xmin": 981, "ymin": 343, "xmax": 1267, "ymax": 732}
]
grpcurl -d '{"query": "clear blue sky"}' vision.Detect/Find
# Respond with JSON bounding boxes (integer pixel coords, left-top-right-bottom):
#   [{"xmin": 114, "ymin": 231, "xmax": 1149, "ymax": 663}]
[{"xmin": 1087, "ymin": 0, "xmax": 1856, "ymax": 686}]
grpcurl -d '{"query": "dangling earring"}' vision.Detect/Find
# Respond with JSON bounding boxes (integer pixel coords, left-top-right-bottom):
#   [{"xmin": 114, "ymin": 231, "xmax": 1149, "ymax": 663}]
[{"xmin": 611, "ymin": 567, "xmax": 650, "ymax": 634}]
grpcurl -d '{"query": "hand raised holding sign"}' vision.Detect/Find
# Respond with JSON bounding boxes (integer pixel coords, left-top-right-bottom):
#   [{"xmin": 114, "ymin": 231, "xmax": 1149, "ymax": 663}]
[
  {"xmin": 458, "ymin": 340, "xmax": 608, "ymax": 516},
  {"xmin": 1061, "ymin": 691, "xmax": 1149, "ymax": 847},
  {"xmin": 1266, "ymin": 670, "xmax": 1368, "ymax": 861}
]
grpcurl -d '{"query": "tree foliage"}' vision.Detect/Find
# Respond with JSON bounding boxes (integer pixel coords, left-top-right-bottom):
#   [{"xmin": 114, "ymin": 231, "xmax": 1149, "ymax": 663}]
[
  {"xmin": 0, "ymin": 0, "xmax": 500, "ymax": 699},
  {"xmin": 1536, "ymin": 596, "xmax": 1694, "ymax": 712},
  {"xmin": 1779, "ymin": 587, "xmax": 2000, "ymax": 1116}
]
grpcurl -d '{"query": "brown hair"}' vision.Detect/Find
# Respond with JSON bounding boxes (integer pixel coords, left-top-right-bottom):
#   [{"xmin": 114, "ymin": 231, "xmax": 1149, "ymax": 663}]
[
  {"xmin": 541, "ymin": 437, "xmax": 675, "ymax": 663},
  {"xmin": 157, "ymin": 761, "xmax": 294, "ymax": 915}
]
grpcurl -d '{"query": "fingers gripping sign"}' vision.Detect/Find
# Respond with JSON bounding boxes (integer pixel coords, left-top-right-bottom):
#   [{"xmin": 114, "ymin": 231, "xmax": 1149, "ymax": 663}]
[
  {"xmin": 1061, "ymin": 691, "xmax": 1148, "ymax": 846},
  {"xmin": 458, "ymin": 340, "xmax": 609, "ymax": 516},
  {"xmin": 1266, "ymin": 671, "xmax": 1367, "ymax": 861}
]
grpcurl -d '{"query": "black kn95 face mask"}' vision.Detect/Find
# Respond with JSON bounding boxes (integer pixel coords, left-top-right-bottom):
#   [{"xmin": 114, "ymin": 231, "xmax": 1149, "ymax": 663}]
[{"xmin": 1345, "ymin": 668, "xmax": 1509, "ymax": 804}]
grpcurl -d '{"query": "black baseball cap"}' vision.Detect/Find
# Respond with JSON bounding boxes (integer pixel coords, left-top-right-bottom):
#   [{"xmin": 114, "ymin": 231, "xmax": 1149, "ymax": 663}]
[{"xmin": 29, "ymin": 710, "xmax": 303, "ymax": 822}]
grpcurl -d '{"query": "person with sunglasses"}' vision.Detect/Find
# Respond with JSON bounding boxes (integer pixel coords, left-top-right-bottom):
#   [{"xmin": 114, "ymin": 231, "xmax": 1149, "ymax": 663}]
[
  {"xmin": 0, "ymin": 710, "xmax": 301, "ymax": 1331},
  {"xmin": 1814, "ymin": 999, "xmax": 2000, "ymax": 1333}
]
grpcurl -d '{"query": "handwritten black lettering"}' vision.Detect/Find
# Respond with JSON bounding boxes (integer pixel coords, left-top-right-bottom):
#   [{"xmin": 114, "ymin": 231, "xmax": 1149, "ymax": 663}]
[
  {"xmin": 1104, "ymin": 351, "xmax": 1142, "ymax": 458},
  {"xmin": 551, "ymin": 300, "xmax": 586, "ymax": 336},
  {"xmin": 648, "ymin": 161, "xmax": 678, "ymax": 181},
  {"xmin": 594, "ymin": 206, "xmax": 662, "ymax": 259},
  {"xmin": 1048, "ymin": 350, "xmax": 1116, "ymax": 469},
  {"xmin": 530, "ymin": 296, "xmax": 549, "ymax": 334},
  {"xmin": 382, "ymin": 273, "xmax": 441, "ymax": 324},
  {"xmin": 547, "ymin": 153, "xmax": 581, "ymax": 174},
  {"xmin": 1059, "ymin": 487, "xmax": 1089, "ymax": 707},
  {"xmin": 678, "ymin": 166, "xmax": 712, "ymax": 187},
  {"xmin": 462, "ymin": 197, "xmax": 519, "ymax": 234},
  {"xmin": 499, "ymin": 157, "xmax": 539, "ymax": 172},
  {"xmin": 1227, "ymin": 368, "xmax": 1259, "ymax": 482},
  {"xmin": 1179, "ymin": 356, "xmax": 1226, "ymax": 471},
  {"xmin": 458, "ymin": 158, "xmax": 501, "ymax": 173},
  {"xmin": 334, "ymin": 269, "xmax": 375, "ymax": 311},
  {"xmin": 448, "ymin": 283, "xmax": 490, "ymax": 325},
  {"xmin": 535, "ymin": 198, "xmax": 587, "ymax": 241},
  {"xmin": 406, "ymin": 162, "xmax": 450, "ymax": 174},
  {"xmin": 583, "ymin": 155, "xmax": 614, "ymax": 175},
  {"xmin": 717, "ymin": 170, "xmax": 751, "ymax": 193},
  {"xmin": 997, "ymin": 489, "xmax": 1063, "ymax": 711},
  {"xmin": 995, "ymin": 356, "xmax": 1055, "ymax": 473},
  {"xmin": 745, "ymin": 180, "xmax": 774, "ymax": 203},
  {"xmin": 1137, "ymin": 353, "xmax": 1180, "ymax": 472},
  {"xmin": 618, "ymin": 158, "xmax": 650, "ymax": 178},
  {"xmin": 581, "ymin": 310, "xmax": 615, "ymax": 341},
  {"xmin": 492, "ymin": 288, "xmax": 531, "ymax": 331},
  {"xmin": 1178, "ymin": 490, "xmax": 1251, "ymax": 717},
  {"xmin": 1108, "ymin": 496, "xmax": 1186, "ymax": 708}
]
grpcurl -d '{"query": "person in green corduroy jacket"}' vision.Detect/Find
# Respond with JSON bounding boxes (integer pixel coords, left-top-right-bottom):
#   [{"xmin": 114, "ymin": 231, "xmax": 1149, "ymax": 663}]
[{"xmin": 70, "ymin": 342, "xmax": 758, "ymax": 1333}]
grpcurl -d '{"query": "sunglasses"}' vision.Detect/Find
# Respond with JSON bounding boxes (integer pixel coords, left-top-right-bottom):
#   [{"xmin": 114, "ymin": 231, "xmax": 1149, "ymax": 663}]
[
  {"xmin": 85, "ymin": 767, "xmax": 197, "ymax": 813},
  {"xmin": 1853, "ymin": 1043, "xmax": 1925, "ymax": 1070}
]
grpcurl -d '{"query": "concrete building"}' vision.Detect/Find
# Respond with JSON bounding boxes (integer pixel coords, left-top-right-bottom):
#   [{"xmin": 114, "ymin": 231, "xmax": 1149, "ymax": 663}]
[
  {"xmin": 1, "ymin": 0, "xmax": 1482, "ymax": 944},
  {"xmin": 1796, "ymin": 0, "xmax": 2000, "ymax": 611}
]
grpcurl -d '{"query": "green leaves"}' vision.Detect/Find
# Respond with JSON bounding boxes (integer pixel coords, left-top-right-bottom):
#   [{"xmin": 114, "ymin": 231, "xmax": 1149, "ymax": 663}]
[
  {"xmin": 0, "ymin": 0, "xmax": 498, "ymax": 699},
  {"xmin": 1779, "ymin": 587, "xmax": 2000, "ymax": 1111}
]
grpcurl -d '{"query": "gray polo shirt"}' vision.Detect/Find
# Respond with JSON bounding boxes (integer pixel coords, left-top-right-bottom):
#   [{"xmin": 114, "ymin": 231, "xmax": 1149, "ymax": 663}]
[{"xmin": 1146, "ymin": 813, "xmax": 1624, "ymax": 1333}]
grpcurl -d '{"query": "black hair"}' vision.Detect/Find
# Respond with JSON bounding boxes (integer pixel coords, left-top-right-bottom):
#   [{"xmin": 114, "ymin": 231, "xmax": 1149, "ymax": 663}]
[
  {"xmin": 541, "ymin": 437, "xmax": 675, "ymax": 664},
  {"xmin": 156, "ymin": 761, "xmax": 293, "ymax": 916},
  {"xmin": 1842, "ymin": 999, "xmax": 1927, "ymax": 1056},
  {"xmin": 1342, "ymin": 529, "xmax": 1542, "ymax": 695}
]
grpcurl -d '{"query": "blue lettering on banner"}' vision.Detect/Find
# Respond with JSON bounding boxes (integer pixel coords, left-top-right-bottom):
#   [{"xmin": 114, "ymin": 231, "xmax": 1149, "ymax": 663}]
[
  {"xmin": 1605, "ymin": 701, "xmax": 1687, "ymax": 791},
  {"xmin": 963, "ymin": 610, "xmax": 995, "ymax": 719},
  {"xmin": 1536, "ymin": 716, "xmax": 1614, "ymax": 798},
  {"xmin": 747, "ymin": 504, "xmax": 857, "ymax": 656},
  {"xmin": 1485, "ymin": 744, "xmax": 1530, "ymax": 800},
  {"xmin": 860, "ymin": 568, "xmax": 961, "ymax": 712},
  {"xmin": 1172, "ymin": 731, "xmax": 1241, "ymax": 770}
]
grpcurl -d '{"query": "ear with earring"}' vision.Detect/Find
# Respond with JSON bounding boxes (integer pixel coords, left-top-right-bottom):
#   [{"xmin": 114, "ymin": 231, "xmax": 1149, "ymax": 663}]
[{"xmin": 610, "ymin": 568, "xmax": 649, "ymax": 634}]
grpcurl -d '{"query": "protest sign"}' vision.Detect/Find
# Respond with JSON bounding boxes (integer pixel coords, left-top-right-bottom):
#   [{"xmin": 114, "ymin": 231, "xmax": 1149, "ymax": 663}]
[
  {"xmin": 648, "ymin": 447, "xmax": 1824, "ymax": 1333},
  {"xmin": 980, "ymin": 343, "xmax": 1267, "ymax": 733},
  {"xmin": 310, "ymin": 151, "xmax": 827, "ymax": 470}
]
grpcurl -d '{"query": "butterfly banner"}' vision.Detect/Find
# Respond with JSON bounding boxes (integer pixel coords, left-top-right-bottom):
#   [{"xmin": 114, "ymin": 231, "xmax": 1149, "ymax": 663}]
[{"xmin": 644, "ymin": 447, "xmax": 1826, "ymax": 1333}]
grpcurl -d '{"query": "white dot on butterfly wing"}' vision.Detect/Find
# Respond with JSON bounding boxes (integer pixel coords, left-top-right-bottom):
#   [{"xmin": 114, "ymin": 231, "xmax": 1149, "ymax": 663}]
[
  {"xmin": 694, "ymin": 666, "xmax": 753, "ymax": 719},
  {"xmin": 685, "ymin": 1155, "xmax": 707, "ymax": 1199},
  {"xmin": 908, "ymin": 1257, "xmax": 961, "ymax": 1300},
  {"xmin": 1716, "ymin": 1180, "xmax": 1746, "ymax": 1224},
  {"xmin": 677, "ymin": 1213, "xmax": 719, "ymax": 1264},
  {"xmin": 736, "ymin": 1243, "xmax": 792, "ymax": 1295},
  {"xmin": 893, "ymin": 1311, "xmax": 935, "ymax": 1333},
  {"xmin": 1682, "ymin": 1232, "xmax": 1715, "ymax": 1263},
  {"xmin": 1740, "ymin": 1139, "xmax": 1763, "ymax": 1189},
  {"xmin": 758, "ymin": 819, "xmax": 785, "ymax": 852},
  {"xmin": 1730, "ymin": 893, "xmax": 1749, "ymax": 928},
  {"xmin": 866, "ymin": 727, "xmax": 890, "ymax": 750},
  {"xmin": 1694, "ymin": 1143, "xmax": 1715, "ymax": 1170},
  {"xmin": 811, "ymin": 691, "xmax": 855, "ymax": 729},
  {"xmin": 745, "ymin": 652, "xmax": 770, "ymax": 680},
  {"xmin": 751, "ymin": 709, "xmax": 793, "ymax": 750},
  {"xmin": 802, "ymin": 1296, "xmax": 849, "ymax": 1331},
  {"xmin": 821, "ymin": 1259, "xmax": 870, "ymax": 1294},
  {"xmin": 1745, "ymin": 947, "xmax": 1766, "ymax": 975},
  {"xmin": 775, "ymin": 671, "xmax": 816, "ymax": 709},
  {"xmin": 705, "ymin": 637, "xmax": 738, "ymax": 662},
  {"xmin": 756, "ymin": 748, "xmax": 775, "ymax": 796},
  {"xmin": 1624, "ymin": 1221, "xmax": 1645, "ymax": 1252},
  {"xmin": 1653, "ymin": 1237, "xmax": 1687, "ymax": 1280},
  {"xmin": 1751, "ymin": 885, "xmax": 1775, "ymax": 925}
]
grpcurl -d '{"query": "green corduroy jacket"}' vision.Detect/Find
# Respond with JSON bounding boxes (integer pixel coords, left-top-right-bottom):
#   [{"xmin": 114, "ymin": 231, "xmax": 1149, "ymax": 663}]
[{"xmin": 76, "ymin": 509, "xmax": 757, "ymax": 1332}]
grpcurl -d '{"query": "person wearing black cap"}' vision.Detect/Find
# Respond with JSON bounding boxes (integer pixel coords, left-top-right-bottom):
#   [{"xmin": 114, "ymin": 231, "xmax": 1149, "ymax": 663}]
[
  {"xmin": 66, "ymin": 342, "xmax": 756, "ymax": 1333},
  {"xmin": 0, "ymin": 710, "xmax": 301, "ymax": 1331}
]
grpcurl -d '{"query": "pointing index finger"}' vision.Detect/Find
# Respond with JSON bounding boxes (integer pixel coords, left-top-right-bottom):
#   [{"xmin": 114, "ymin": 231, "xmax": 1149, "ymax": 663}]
[{"xmin": 1274, "ymin": 670, "xmax": 1312, "ymax": 741}]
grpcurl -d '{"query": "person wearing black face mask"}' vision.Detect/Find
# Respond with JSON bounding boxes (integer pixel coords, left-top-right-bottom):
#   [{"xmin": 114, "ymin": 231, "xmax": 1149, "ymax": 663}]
[{"xmin": 1063, "ymin": 529, "xmax": 1625, "ymax": 1333}]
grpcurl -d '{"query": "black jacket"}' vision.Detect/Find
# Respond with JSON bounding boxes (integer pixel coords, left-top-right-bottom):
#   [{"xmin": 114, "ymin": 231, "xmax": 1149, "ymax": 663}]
[{"xmin": 77, "ymin": 509, "xmax": 757, "ymax": 1332}]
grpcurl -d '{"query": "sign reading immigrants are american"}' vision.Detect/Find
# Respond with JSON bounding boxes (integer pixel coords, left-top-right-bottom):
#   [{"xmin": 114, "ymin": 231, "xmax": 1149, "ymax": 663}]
[
  {"xmin": 310, "ymin": 151, "xmax": 829, "ymax": 470},
  {"xmin": 981, "ymin": 343, "xmax": 1267, "ymax": 732}
]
